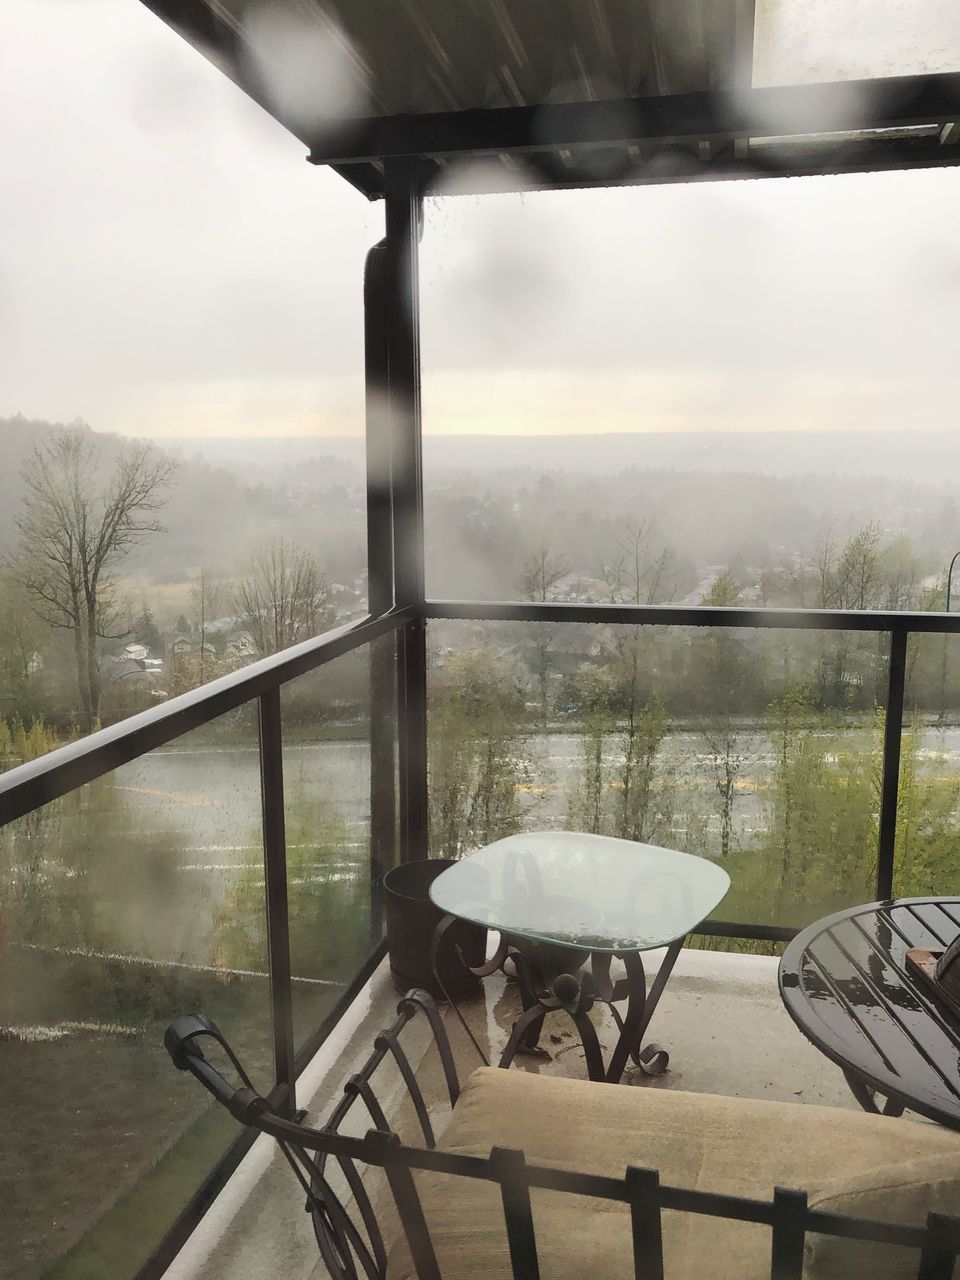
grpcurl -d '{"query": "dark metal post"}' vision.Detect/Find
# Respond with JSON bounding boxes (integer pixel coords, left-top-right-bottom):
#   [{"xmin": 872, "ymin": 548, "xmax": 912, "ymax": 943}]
[
  {"xmin": 365, "ymin": 238, "xmax": 398, "ymax": 937},
  {"xmin": 258, "ymin": 687, "xmax": 296, "ymax": 1114},
  {"xmin": 769, "ymin": 1187, "xmax": 808, "ymax": 1280},
  {"xmin": 383, "ymin": 156, "xmax": 429, "ymax": 863},
  {"xmin": 397, "ymin": 619, "xmax": 428, "ymax": 861},
  {"xmin": 365, "ymin": 238, "xmax": 394, "ymax": 616},
  {"xmin": 876, "ymin": 628, "xmax": 908, "ymax": 901}
]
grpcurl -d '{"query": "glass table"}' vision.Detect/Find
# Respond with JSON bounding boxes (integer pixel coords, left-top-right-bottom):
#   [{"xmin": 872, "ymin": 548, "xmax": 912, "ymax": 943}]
[{"xmin": 430, "ymin": 831, "xmax": 730, "ymax": 1083}]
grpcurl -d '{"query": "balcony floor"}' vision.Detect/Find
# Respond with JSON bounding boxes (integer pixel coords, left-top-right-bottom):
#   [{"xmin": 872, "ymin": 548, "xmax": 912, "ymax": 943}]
[{"xmin": 166, "ymin": 946, "xmax": 866, "ymax": 1280}]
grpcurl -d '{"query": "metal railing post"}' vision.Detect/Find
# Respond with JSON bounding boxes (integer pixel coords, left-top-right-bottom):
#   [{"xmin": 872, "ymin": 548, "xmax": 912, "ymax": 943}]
[
  {"xmin": 258, "ymin": 686, "xmax": 296, "ymax": 1113},
  {"xmin": 383, "ymin": 156, "xmax": 429, "ymax": 863},
  {"xmin": 398, "ymin": 618, "xmax": 429, "ymax": 861},
  {"xmin": 876, "ymin": 628, "xmax": 908, "ymax": 900}
]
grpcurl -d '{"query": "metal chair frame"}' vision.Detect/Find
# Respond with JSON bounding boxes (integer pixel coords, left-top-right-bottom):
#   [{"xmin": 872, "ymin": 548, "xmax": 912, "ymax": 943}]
[{"xmin": 166, "ymin": 990, "xmax": 960, "ymax": 1280}]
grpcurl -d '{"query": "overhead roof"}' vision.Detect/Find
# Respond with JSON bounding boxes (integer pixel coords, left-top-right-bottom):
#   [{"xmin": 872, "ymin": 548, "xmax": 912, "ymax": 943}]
[{"xmin": 141, "ymin": 0, "xmax": 960, "ymax": 197}]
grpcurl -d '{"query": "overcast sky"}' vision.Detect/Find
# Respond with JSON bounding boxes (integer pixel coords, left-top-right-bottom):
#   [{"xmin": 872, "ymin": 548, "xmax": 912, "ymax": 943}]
[{"xmin": 1, "ymin": 0, "xmax": 959, "ymax": 439}]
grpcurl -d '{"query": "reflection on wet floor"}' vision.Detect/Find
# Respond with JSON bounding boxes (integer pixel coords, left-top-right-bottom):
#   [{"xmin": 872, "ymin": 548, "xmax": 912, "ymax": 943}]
[{"xmin": 431, "ymin": 948, "xmax": 862, "ymax": 1100}]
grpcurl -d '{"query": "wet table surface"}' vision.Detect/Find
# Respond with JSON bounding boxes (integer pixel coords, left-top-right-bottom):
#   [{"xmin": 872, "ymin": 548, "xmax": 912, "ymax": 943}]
[
  {"xmin": 779, "ymin": 897, "xmax": 960, "ymax": 1129},
  {"xmin": 429, "ymin": 830, "xmax": 730, "ymax": 953}
]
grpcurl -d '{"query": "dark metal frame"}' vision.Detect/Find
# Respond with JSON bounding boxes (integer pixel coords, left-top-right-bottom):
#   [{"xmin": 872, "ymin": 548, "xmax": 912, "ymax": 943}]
[
  {"xmin": 425, "ymin": 597, "xmax": 960, "ymax": 912},
  {"xmin": 303, "ymin": 72, "xmax": 960, "ymax": 195},
  {"xmin": 779, "ymin": 897, "xmax": 960, "ymax": 1130},
  {"xmin": 497, "ymin": 941, "xmax": 679, "ymax": 1084},
  {"xmin": 166, "ymin": 992, "xmax": 960, "ymax": 1280},
  {"xmin": 132, "ymin": 0, "xmax": 960, "ymax": 196},
  {"xmin": 6, "ymin": 97, "xmax": 960, "ymax": 1280},
  {"xmin": 433, "ymin": 913, "xmax": 680, "ymax": 1083}
]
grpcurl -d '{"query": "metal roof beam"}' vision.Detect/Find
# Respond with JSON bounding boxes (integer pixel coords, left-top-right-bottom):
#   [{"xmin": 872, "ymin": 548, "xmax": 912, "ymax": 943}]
[
  {"xmin": 306, "ymin": 72, "xmax": 960, "ymax": 166},
  {"xmin": 421, "ymin": 134, "xmax": 960, "ymax": 197}
]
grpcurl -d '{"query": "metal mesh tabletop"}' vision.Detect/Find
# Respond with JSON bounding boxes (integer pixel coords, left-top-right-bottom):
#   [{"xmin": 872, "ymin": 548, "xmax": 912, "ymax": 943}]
[{"xmin": 780, "ymin": 897, "xmax": 960, "ymax": 1129}]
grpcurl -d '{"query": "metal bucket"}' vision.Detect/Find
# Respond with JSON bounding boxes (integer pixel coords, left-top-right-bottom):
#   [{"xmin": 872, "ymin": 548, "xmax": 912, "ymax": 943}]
[{"xmin": 383, "ymin": 859, "xmax": 487, "ymax": 999}]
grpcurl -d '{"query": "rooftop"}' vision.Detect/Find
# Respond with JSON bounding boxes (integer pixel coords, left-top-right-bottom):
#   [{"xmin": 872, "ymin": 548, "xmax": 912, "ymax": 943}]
[{"xmin": 142, "ymin": 0, "xmax": 960, "ymax": 195}]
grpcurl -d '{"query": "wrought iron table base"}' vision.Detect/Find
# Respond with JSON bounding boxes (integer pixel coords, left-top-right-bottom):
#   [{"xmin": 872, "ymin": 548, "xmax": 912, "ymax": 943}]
[{"xmin": 434, "ymin": 914, "xmax": 682, "ymax": 1084}]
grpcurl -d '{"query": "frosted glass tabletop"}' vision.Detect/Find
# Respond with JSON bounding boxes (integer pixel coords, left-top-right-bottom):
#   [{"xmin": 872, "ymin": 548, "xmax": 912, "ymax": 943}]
[{"xmin": 429, "ymin": 831, "xmax": 730, "ymax": 953}]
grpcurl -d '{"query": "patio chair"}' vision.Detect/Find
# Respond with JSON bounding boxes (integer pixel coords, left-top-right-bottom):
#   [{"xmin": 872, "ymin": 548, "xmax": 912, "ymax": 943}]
[{"xmin": 166, "ymin": 990, "xmax": 960, "ymax": 1279}]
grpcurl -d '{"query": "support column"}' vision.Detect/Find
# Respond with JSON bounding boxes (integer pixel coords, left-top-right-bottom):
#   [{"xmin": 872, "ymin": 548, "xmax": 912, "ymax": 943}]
[
  {"xmin": 364, "ymin": 237, "xmax": 398, "ymax": 938},
  {"xmin": 383, "ymin": 157, "xmax": 429, "ymax": 864}
]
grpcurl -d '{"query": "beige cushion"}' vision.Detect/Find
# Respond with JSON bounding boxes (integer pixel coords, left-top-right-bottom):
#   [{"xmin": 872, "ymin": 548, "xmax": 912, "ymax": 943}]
[
  {"xmin": 807, "ymin": 1152, "xmax": 960, "ymax": 1280},
  {"xmin": 385, "ymin": 1068, "xmax": 960, "ymax": 1280}
]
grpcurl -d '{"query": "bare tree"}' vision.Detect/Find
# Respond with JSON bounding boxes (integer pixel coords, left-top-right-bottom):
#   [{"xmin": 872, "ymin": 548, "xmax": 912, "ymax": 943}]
[
  {"xmin": 816, "ymin": 524, "xmax": 887, "ymax": 705},
  {"xmin": 603, "ymin": 521, "xmax": 674, "ymax": 841},
  {"xmin": 817, "ymin": 523, "xmax": 886, "ymax": 611},
  {"xmin": 518, "ymin": 543, "xmax": 568, "ymax": 604},
  {"xmin": 604, "ymin": 520, "xmax": 672, "ymax": 609},
  {"xmin": 190, "ymin": 567, "xmax": 222, "ymax": 683},
  {"xmin": 517, "ymin": 541, "xmax": 569, "ymax": 727},
  {"xmin": 699, "ymin": 571, "xmax": 748, "ymax": 859},
  {"xmin": 10, "ymin": 428, "xmax": 174, "ymax": 732},
  {"xmin": 233, "ymin": 538, "xmax": 330, "ymax": 657}
]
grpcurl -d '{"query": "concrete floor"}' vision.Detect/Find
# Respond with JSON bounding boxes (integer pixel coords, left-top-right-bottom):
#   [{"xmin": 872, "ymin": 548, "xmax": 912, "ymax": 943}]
[
  {"xmin": 165, "ymin": 946, "xmax": 862, "ymax": 1280},
  {"xmin": 437, "ymin": 946, "xmax": 859, "ymax": 1109}
]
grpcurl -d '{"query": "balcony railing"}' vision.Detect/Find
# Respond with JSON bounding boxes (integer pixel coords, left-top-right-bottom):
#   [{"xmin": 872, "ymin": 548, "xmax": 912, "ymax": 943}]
[{"xmin": 4, "ymin": 596, "xmax": 960, "ymax": 1278}]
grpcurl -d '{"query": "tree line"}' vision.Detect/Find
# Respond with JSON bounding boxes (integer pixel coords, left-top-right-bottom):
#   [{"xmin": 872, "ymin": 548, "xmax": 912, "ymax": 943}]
[
  {"xmin": 427, "ymin": 528, "xmax": 960, "ymax": 930},
  {"xmin": 0, "ymin": 427, "xmax": 335, "ymax": 739}
]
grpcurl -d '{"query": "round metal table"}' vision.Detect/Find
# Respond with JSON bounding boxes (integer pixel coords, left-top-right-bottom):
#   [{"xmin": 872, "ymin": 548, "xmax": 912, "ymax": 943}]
[{"xmin": 779, "ymin": 896, "xmax": 960, "ymax": 1130}]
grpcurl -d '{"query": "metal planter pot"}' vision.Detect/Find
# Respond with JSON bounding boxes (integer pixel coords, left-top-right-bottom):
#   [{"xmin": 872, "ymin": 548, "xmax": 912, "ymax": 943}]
[{"xmin": 383, "ymin": 859, "xmax": 486, "ymax": 999}]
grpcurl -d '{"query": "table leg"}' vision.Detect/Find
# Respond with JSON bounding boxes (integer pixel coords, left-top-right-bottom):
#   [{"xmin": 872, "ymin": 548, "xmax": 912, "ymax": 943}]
[
  {"xmin": 842, "ymin": 1070, "xmax": 907, "ymax": 1118},
  {"xmin": 499, "ymin": 1005, "xmax": 552, "ymax": 1070},
  {"xmin": 515, "ymin": 955, "xmax": 548, "ymax": 1054},
  {"xmin": 500, "ymin": 939, "xmax": 683, "ymax": 1084},
  {"xmin": 605, "ymin": 938, "xmax": 683, "ymax": 1084},
  {"xmin": 572, "ymin": 1004, "xmax": 607, "ymax": 1081}
]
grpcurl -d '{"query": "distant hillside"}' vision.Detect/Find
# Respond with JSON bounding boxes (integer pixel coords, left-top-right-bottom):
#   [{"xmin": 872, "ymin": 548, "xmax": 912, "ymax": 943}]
[
  {"xmin": 153, "ymin": 429, "xmax": 960, "ymax": 485},
  {"xmin": 5, "ymin": 417, "xmax": 958, "ymax": 611},
  {"xmin": 156, "ymin": 435, "xmax": 364, "ymax": 487},
  {"xmin": 0, "ymin": 417, "xmax": 367, "ymax": 590}
]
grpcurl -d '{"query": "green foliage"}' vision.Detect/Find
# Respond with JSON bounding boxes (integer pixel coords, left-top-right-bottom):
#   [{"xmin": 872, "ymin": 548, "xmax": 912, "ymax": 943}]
[
  {"xmin": 214, "ymin": 783, "xmax": 370, "ymax": 985},
  {"xmin": 762, "ymin": 694, "xmax": 877, "ymax": 923},
  {"xmin": 0, "ymin": 713, "xmax": 66, "ymax": 776},
  {"xmin": 894, "ymin": 721, "xmax": 960, "ymax": 897},
  {"xmin": 133, "ymin": 604, "xmax": 163, "ymax": 652},
  {"xmin": 616, "ymin": 694, "xmax": 669, "ymax": 843},
  {"xmin": 428, "ymin": 646, "xmax": 531, "ymax": 858},
  {"xmin": 564, "ymin": 661, "xmax": 671, "ymax": 843},
  {"xmin": 565, "ymin": 664, "xmax": 616, "ymax": 835}
]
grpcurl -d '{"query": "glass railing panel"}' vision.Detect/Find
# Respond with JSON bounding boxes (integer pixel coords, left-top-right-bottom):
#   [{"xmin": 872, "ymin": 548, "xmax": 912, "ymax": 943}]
[
  {"xmin": 3, "ymin": 0, "xmax": 377, "ymax": 768},
  {"xmin": 894, "ymin": 631, "xmax": 960, "ymax": 899},
  {"xmin": 281, "ymin": 635, "xmax": 397, "ymax": 1053},
  {"xmin": 426, "ymin": 619, "xmax": 889, "ymax": 935},
  {"xmin": 421, "ymin": 181, "xmax": 957, "ymax": 613},
  {"xmin": 0, "ymin": 705, "xmax": 268, "ymax": 1280}
]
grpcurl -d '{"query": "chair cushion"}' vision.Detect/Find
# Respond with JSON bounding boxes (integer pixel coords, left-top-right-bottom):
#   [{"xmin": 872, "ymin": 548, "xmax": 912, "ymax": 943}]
[
  {"xmin": 806, "ymin": 1152, "xmax": 960, "ymax": 1280},
  {"xmin": 385, "ymin": 1067, "xmax": 960, "ymax": 1280}
]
